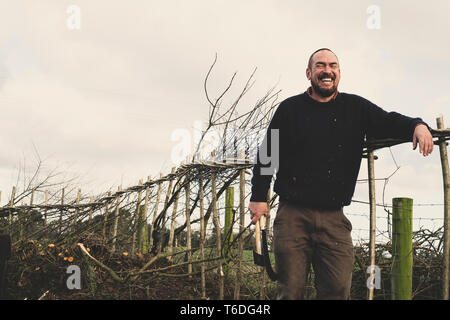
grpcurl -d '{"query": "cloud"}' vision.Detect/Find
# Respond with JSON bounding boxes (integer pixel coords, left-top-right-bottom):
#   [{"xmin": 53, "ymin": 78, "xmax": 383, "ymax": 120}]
[{"xmin": 0, "ymin": 1, "xmax": 449, "ymax": 238}]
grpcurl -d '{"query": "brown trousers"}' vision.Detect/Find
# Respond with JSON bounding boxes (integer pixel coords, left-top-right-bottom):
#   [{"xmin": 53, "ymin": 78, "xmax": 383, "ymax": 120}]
[{"xmin": 273, "ymin": 201, "xmax": 354, "ymax": 300}]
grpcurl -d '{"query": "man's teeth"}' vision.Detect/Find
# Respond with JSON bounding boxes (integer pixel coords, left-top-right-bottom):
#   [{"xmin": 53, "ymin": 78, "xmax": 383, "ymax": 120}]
[{"xmin": 321, "ymin": 78, "xmax": 332, "ymax": 82}]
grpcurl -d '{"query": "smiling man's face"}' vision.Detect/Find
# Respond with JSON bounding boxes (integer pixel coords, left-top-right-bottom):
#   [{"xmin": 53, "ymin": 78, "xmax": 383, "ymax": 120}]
[{"xmin": 306, "ymin": 50, "xmax": 341, "ymax": 98}]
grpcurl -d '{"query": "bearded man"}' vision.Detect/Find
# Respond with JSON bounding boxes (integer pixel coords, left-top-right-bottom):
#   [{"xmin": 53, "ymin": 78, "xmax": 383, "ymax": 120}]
[{"xmin": 248, "ymin": 48, "xmax": 434, "ymax": 300}]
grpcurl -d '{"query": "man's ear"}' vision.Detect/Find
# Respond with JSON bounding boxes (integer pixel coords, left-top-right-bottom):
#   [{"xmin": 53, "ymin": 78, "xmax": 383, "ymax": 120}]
[{"xmin": 306, "ymin": 68, "xmax": 311, "ymax": 80}]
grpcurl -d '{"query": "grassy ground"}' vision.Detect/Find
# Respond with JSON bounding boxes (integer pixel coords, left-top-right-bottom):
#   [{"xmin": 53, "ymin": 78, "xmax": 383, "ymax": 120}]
[{"xmin": 170, "ymin": 246, "xmax": 278, "ymax": 299}]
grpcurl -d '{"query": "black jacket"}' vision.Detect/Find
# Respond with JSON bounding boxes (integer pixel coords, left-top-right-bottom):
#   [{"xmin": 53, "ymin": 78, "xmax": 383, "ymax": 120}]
[{"xmin": 250, "ymin": 91, "xmax": 427, "ymax": 209}]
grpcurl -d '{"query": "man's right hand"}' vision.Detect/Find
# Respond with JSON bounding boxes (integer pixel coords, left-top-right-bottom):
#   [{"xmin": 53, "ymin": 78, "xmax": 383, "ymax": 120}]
[{"xmin": 248, "ymin": 201, "xmax": 269, "ymax": 224}]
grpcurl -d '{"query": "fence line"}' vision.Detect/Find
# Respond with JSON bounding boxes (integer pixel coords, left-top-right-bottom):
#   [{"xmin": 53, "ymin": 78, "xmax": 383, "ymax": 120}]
[{"xmin": 0, "ymin": 123, "xmax": 449, "ymax": 300}]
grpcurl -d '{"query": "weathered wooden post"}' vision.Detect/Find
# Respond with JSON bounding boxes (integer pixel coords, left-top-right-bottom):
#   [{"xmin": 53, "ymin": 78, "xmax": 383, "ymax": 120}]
[
  {"xmin": 212, "ymin": 169, "xmax": 224, "ymax": 300},
  {"xmin": 103, "ymin": 191, "xmax": 111, "ymax": 243},
  {"xmin": 149, "ymin": 173, "xmax": 163, "ymax": 249},
  {"xmin": 436, "ymin": 115, "xmax": 450, "ymax": 300},
  {"xmin": 367, "ymin": 150, "xmax": 377, "ymax": 300},
  {"xmin": 158, "ymin": 167, "xmax": 176, "ymax": 253},
  {"xmin": 44, "ymin": 190, "xmax": 48, "ymax": 227},
  {"xmin": 30, "ymin": 189, "xmax": 35, "ymax": 206},
  {"xmin": 132, "ymin": 179, "xmax": 143, "ymax": 254},
  {"xmin": 111, "ymin": 185, "xmax": 122, "ymax": 253},
  {"xmin": 168, "ymin": 179, "xmax": 181, "ymax": 261},
  {"xmin": 222, "ymin": 186, "xmax": 234, "ymax": 284},
  {"xmin": 88, "ymin": 196, "xmax": 94, "ymax": 224},
  {"xmin": 142, "ymin": 177, "xmax": 151, "ymax": 254},
  {"xmin": 391, "ymin": 197, "xmax": 413, "ymax": 300},
  {"xmin": 72, "ymin": 188, "xmax": 81, "ymax": 233},
  {"xmin": 234, "ymin": 156, "xmax": 246, "ymax": 300},
  {"xmin": 259, "ymin": 189, "xmax": 271, "ymax": 300},
  {"xmin": 185, "ymin": 173, "xmax": 192, "ymax": 276},
  {"xmin": 59, "ymin": 188, "xmax": 65, "ymax": 234},
  {"xmin": 199, "ymin": 176, "xmax": 207, "ymax": 299},
  {"xmin": 224, "ymin": 187, "xmax": 234, "ymax": 258},
  {"xmin": 18, "ymin": 206, "xmax": 24, "ymax": 241},
  {"xmin": 8, "ymin": 186, "xmax": 16, "ymax": 237}
]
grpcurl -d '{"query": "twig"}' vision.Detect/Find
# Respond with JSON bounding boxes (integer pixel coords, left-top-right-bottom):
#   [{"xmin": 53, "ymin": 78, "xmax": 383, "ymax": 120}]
[{"xmin": 77, "ymin": 243, "xmax": 124, "ymax": 283}]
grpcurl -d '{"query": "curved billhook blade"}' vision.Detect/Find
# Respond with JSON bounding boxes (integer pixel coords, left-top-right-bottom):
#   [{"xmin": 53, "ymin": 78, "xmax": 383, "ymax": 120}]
[{"xmin": 252, "ymin": 215, "xmax": 278, "ymax": 281}]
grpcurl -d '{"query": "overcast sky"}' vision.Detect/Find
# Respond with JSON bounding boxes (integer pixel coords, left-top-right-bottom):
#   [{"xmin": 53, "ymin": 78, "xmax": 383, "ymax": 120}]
[{"xmin": 1, "ymin": 0, "xmax": 449, "ymax": 240}]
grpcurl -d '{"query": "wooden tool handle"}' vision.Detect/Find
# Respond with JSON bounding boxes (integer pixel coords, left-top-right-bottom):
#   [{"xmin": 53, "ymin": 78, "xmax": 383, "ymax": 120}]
[
  {"xmin": 255, "ymin": 214, "xmax": 267, "ymax": 255},
  {"xmin": 255, "ymin": 219, "xmax": 261, "ymax": 255},
  {"xmin": 259, "ymin": 215, "xmax": 266, "ymax": 229}
]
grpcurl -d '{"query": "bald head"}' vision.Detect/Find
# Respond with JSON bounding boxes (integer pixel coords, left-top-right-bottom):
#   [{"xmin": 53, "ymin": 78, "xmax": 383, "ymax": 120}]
[{"xmin": 307, "ymin": 48, "xmax": 339, "ymax": 70}]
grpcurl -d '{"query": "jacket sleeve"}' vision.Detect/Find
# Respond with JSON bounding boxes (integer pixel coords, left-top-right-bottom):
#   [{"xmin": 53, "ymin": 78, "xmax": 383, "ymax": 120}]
[
  {"xmin": 250, "ymin": 102, "xmax": 286, "ymax": 202},
  {"xmin": 361, "ymin": 97, "xmax": 429, "ymax": 141}
]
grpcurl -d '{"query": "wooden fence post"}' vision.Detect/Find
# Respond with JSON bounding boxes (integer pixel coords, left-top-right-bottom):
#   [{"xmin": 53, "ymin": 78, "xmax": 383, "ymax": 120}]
[
  {"xmin": 391, "ymin": 197, "xmax": 413, "ymax": 300},
  {"xmin": 103, "ymin": 191, "xmax": 111, "ymax": 244},
  {"xmin": 185, "ymin": 173, "xmax": 192, "ymax": 277},
  {"xmin": 132, "ymin": 179, "xmax": 143, "ymax": 255},
  {"xmin": 199, "ymin": 177, "xmax": 206, "ymax": 299},
  {"xmin": 73, "ymin": 189, "xmax": 81, "ymax": 233},
  {"xmin": 437, "ymin": 115, "xmax": 450, "ymax": 300},
  {"xmin": 59, "ymin": 188, "xmax": 65, "ymax": 234},
  {"xmin": 88, "ymin": 196, "xmax": 94, "ymax": 224},
  {"xmin": 44, "ymin": 190, "xmax": 48, "ymax": 227},
  {"xmin": 259, "ymin": 189, "xmax": 271, "ymax": 300},
  {"xmin": 111, "ymin": 185, "xmax": 122, "ymax": 253},
  {"xmin": 159, "ymin": 168, "xmax": 176, "ymax": 253},
  {"xmin": 168, "ymin": 179, "xmax": 181, "ymax": 261},
  {"xmin": 212, "ymin": 170, "xmax": 224, "ymax": 300},
  {"xmin": 224, "ymin": 186, "xmax": 234, "ymax": 278},
  {"xmin": 367, "ymin": 150, "xmax": 377, "ymax": 300},
  {"xmin": 234, "ymin": 156, "xmax": 246, "ymax": 300},
  {"xmin": 149, "ymin": 173, "xmax": 163, "ymax": 250},
  {"xmin": 30, "ymin": 189, "xmax": 35, "ymax": 206},
  {"xmin": 8, "ymin": 186, "xmax": 16, "ymax": 237},
  {"xmin": 142, "ymin": 177, "xmax": 151, "ymax": 255}
]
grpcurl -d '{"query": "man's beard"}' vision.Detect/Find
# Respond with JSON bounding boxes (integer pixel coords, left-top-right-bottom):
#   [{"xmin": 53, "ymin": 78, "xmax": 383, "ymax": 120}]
[{"xmin": 311, "ymin": 78, "xmax": 337, "ymax": 98}]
